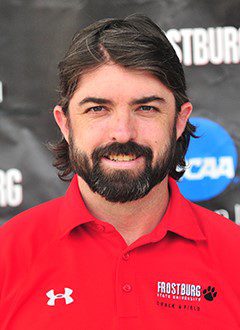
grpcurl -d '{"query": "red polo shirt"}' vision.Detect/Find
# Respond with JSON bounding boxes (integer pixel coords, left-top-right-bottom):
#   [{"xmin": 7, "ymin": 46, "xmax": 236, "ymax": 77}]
[{"xmin": 1, "ymin": 175, "xmax": 240, "ymax": 329}]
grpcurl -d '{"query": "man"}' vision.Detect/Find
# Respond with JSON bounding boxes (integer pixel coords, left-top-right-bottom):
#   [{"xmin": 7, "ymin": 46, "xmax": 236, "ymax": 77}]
[{"xmin": 0, "ymin": 14, "xmax": 240, "ymax": 330}]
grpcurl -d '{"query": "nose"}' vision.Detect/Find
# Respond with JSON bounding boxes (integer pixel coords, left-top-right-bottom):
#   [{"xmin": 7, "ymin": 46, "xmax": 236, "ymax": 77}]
[{"xmin": 108, "ymin": 111, "xmax": 137, "ymax": 143}]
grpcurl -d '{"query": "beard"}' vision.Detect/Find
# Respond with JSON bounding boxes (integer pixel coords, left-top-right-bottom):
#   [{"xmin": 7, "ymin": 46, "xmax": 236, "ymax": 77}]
[{"xmin": 69, "ymin": 125, "xmax": 177, "ymax": 203}]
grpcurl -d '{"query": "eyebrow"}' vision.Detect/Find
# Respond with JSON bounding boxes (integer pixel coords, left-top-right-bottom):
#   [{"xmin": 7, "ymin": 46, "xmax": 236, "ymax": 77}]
[{"xmin": 78, "ymin": 95, "xmax": 166, "ymax": 106}]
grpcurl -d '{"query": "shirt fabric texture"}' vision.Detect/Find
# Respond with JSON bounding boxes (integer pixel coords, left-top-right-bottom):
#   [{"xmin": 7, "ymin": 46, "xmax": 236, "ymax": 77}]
[{"xmin": 0, "ymin": 175, "xmax": 240, "ymax": 330}]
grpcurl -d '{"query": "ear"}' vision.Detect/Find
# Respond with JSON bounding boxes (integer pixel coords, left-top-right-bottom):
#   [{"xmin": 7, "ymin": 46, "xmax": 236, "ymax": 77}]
[
  {"xmin": 53, "ymin": 105, "xmax": 70, "ymax": 144},
  {"xmin": 176, "ymin": 102, "xmax": 193, "ymax": 140}
]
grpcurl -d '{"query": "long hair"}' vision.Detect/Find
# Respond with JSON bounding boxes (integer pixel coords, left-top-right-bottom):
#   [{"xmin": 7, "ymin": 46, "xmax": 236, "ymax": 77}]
[{"xmin": 50, "ymin": 14, "xmax": 196, "ymax": 181}]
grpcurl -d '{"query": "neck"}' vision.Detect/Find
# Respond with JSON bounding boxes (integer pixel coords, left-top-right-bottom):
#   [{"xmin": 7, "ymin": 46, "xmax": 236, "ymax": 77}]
[{"xmin": 77, "ymin": 176, "xmax": 170, "ymax": 245}]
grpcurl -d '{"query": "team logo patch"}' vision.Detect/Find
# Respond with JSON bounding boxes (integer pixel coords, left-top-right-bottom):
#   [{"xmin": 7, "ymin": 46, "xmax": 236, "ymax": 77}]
[
  {"xmin": 156, "ymin": 280, "xmax": 217, "ymax": 312},
  {"xmin": 157, "ymin": 281, "xmax": 201, "ymax": 302},
  {"xmin": 203, "ymin": 286, "xmax": 217, "ymax": 301}
]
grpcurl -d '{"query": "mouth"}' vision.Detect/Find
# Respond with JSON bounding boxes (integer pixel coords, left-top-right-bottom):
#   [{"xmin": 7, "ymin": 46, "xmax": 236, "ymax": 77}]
[
  {"xmin": 101, "ymin": 153, "xmax": 144, "ymax": 169},
  {"xmin": 105, "ymin": 153, "xmax": 138, "ymax": 162}
]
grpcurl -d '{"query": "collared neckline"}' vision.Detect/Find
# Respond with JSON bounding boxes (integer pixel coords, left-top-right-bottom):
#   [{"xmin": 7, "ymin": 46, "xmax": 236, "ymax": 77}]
[
  {"xmin": 58, "ymin": 175, "xmax": 96, "ymax": 238},
  {"xmin": 58, "ymin": 175, "xmax": 206, "ymax": 242},
  {"xmin": 159, "ymin": 177, "xmax": 206, "ymax": 241}
]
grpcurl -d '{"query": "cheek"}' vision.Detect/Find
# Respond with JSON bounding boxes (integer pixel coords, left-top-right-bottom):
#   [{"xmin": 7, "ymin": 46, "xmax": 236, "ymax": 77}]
[
  {"xmin": 142, "ymin": 126, "xmax": 173, "ymax": 161},
  {"xmin": 139, "ymin": 123, "xmax": 169, "ymax": 147},
  {"xmin": 71, "ymin": 121, "xmax": 108, "ymax": 153}
]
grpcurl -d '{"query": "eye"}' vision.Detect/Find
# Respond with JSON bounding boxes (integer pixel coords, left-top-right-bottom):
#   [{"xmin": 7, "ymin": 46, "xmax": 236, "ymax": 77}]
[
  {"xmin": 138, "ymin": 105, "xmax": 158, "ymax": 112},
  {"xmin": 86, "ymin": 106, "xmax": 105, "ymax": 113}
]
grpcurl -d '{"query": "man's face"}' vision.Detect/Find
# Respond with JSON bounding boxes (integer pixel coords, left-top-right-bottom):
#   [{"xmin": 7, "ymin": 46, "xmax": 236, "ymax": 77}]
[{"xmin": 54, "ymin": 64, "xmax": 192, "ymax": 202}]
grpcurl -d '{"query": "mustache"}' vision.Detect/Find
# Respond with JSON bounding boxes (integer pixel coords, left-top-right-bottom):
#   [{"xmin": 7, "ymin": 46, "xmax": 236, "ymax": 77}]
[{"xmin": 92, "ymin": 141, "xmax": 153, "ymax": 161}]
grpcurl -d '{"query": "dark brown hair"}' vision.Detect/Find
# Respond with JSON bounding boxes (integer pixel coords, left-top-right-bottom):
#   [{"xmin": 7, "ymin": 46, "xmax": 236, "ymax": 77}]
[{"xmin": 50, "ymin": 14, "xmax": 196, "ymax": 181}]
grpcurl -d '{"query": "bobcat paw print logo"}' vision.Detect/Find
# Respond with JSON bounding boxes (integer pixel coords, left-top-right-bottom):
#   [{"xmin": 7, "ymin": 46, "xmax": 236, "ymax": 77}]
[
  {"xmin": 203, "ymin": 286, "xmax": 217, "ymax": 301},
  {"xmin": 46, "ymin": 288, "xmax": 74, "ymax": 306}
]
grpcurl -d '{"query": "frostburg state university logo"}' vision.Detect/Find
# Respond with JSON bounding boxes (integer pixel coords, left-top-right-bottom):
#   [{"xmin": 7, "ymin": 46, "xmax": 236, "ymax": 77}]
[{"xmin": 156, "ymin": 281, "xmax": 217, "ymax": 312}]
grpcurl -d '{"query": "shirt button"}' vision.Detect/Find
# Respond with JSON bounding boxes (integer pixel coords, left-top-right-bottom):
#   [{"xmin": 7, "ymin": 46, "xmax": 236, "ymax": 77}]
[
  {"xmin": 122, "ymin": 284, "xmax": 132, "ymax": 293},
  {"xmin": 122, "ymin": 253, "xmax": 130, "ymax": 261},
  {"xmin": 96, "ymin": 224, "xmax": 105, "ymax": 232}
]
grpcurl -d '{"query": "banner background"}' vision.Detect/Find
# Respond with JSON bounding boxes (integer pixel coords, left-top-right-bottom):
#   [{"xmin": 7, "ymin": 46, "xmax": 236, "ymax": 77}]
[{"xmin": 0, "ymin": 0, "xmax": 239, "ymax": 224}]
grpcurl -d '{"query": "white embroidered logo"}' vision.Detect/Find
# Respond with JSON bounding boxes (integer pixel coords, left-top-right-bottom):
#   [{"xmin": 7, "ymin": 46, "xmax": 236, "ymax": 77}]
[
  {"xmin": 157, "ymin": 281, "xmax": 201, "ymax": 302},
  {"xmin": 46, "ymin": 288, "xmax": 74, "ymax": 306}
]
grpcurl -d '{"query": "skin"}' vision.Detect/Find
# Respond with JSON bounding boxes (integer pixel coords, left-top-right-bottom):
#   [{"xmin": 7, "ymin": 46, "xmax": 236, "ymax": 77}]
[{"xmin": 54, "ymin": 63, "xmax": 192, "ymax": 245}]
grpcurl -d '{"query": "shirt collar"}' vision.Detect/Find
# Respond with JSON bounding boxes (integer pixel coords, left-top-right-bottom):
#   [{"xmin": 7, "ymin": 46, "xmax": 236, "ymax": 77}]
[
  {"xmin": 58, "ymin": 175, "xmax": 206, "ymax": 242},
  {"xmin": 163, "ymin": 177, "xmax": 206, "ymax": 241},
  {"xmin": 58, "ymin": 175, "xmax": 96, "ymax": 238}
]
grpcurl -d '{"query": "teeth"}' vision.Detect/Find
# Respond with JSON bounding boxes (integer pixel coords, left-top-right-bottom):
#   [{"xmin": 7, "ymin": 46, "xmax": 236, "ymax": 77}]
[{"xmin": 108, "ymin": 154, "xmax": 137, "ymax": 162}]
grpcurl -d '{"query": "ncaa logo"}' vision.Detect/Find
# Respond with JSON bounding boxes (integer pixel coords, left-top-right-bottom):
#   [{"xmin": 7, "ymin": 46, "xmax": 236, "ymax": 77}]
[{"xmin": 178, "ymin": 117, "xmax": 238, "ymax": 202}]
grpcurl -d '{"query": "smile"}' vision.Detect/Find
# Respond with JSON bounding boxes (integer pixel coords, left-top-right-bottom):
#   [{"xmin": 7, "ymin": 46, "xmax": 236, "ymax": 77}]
[
  {"xmin": 102, "ymin": 155, "xmax": 144, "ymax": 169},
  {"xmin": 107, "ymin": 154, "xmax": 137, "ymax": 162}
]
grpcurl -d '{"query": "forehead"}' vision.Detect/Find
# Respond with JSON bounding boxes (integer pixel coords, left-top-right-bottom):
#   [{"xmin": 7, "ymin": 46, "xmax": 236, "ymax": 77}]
[{"xmin": 70, "ymin": 64, "xmax": 175, "ymax": 104}]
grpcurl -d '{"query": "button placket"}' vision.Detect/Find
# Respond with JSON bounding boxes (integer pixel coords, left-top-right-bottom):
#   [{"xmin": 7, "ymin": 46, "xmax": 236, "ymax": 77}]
[
  {"xmin": 122, "ymin": 283, "xmax": 132, "ymax": 293},
  {"xmin": 122, "ymin": 252, "xmax": 130, "ymax": 261},
  {"xmin": 116, "ymin": 250, "xmax": 139, "ymax": 318}
]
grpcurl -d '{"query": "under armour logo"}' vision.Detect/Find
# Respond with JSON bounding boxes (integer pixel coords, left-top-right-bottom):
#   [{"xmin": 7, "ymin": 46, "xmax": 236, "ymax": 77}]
[{"xmin": 46, "ymin": 288, "xmax": 74, "ymax": 306}]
